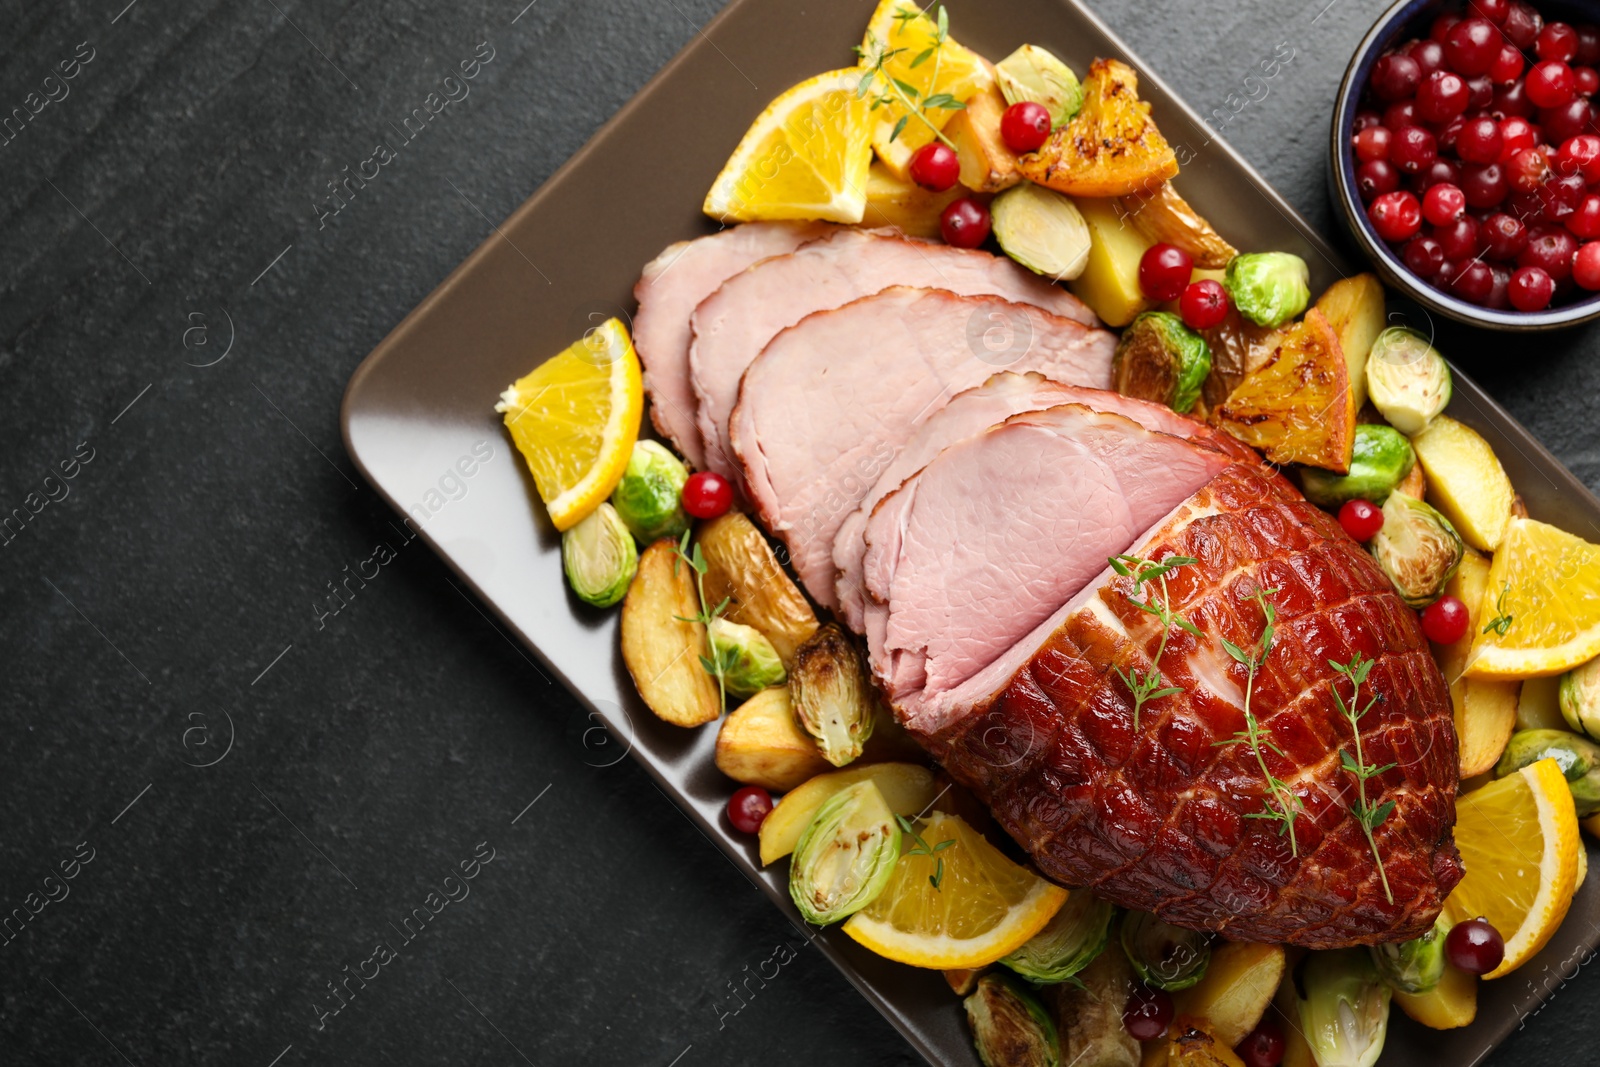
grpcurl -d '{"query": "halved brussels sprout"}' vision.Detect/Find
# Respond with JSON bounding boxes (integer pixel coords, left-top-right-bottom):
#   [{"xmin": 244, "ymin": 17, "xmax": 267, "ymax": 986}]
[
  {"xmin": 1002, "ymin": 891, "xmax": 1114, "ymax": 984},
  {"xmin": 1560, "ymin": 657, "xmax": 1600, "ymax": 742},
  {"xmin": 1497, "ymin": 728, "xmax": 1600, "ymax": 816},
  {"xmin": 991, "ymin": 183, "xmax": 1092, "ymax": 282},
  {"xmin": 790, "ymin": 623, "xmax": 876, "ymax": 767},
  {"xmin": 1370, "ymin": 915, "xmax": 1447, "ymax": 995},
  {"xmin": 788, "ymin": 780, "xmax": 900, "ymax": 925},
  {"xmin": 964, "ymin": 973, "xmax": 1061, "ymax": 1067},
  {"xmin": 1296, "ymin": 950, "xmax": 1391, "ymax": 1067},
  {"xmin": 1369, "ymin": 493, "xmax": 1465, "ymax": 609},
  {"xmin": 1120, "ymin": 910, "xmax": 1212, "ymax": 991},
  {"xmin": 707, "ymin": 617, "xmax": 786, "ymax": 698},
  {"xmin": 561, "ymin": 503, "xmax": 637, "ymax": 608},
  {"xmin": 1301, "ymin": 424, "xmax": 1416, "ymax": 509},
  {"xmin": 1111, "ymin": 311, "xmax": 1213, "ymax": 414},
  {"xmin": 1224, "ymin": 252, "xmax": 1311, "ymax": 329},
  {"xmin": 610, "ymin": 441, "xmax": 690, "ymax": 544},
  {"xmin": 1366, "ymin": 327, "xmax": 1452, "ymax": 435},
  {"xmin": 995, "ymin": 44, "xmax": 1082, "ymax": 128}
]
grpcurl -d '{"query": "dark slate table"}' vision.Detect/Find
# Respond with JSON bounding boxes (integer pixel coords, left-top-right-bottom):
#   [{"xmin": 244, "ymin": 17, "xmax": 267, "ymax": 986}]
[{"xmin": 2, "ymin": 1, "xmax": 1596, "ymax": 1064}]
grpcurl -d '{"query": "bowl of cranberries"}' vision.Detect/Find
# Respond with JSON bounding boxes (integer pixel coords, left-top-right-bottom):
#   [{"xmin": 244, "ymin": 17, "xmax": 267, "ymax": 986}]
[{"xmin": 1333, "ymin": 0, "xmax": 1600, "ymax": 327}]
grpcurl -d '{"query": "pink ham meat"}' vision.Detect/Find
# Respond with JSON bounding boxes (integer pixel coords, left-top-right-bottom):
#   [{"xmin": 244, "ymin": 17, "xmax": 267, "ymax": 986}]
[
  {"xmin": 632, "ymin": 222, "xmax": 829, "ymax": 468},
  {"xmin": 691, "ymin": 228, "xmax": 1097, "ymax": 479},
  {"xmin": 731, "ymin": 287, "xmax": 1117, "ymax": 611}
]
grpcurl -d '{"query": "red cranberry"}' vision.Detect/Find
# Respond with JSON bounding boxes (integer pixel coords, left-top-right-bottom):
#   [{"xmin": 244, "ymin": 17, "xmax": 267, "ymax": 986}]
[
  {"xmin": 1510, "ymin": 187, "xmax": 1546, "ymax": 220},
  {"xmin": 1435, "ymin": 214, "xmax": 1480, "ymax": 259},
  {"xmin": 1466, "ymin": 74, "xmax": 1497, "ymax": 110},
  {"xmin": 1498, "ymin": 116, "xmax": 1538, "ymax": 162},
  {"xmin": 1357, "ymin": 159, "xmax": 1402, "ymax": 201},
  {"xmin": 1452, "ymin": 259, "xmax": 1496, "ymax": 302},
  {"xmin": 1123, "ymin": 986, "xmax": 1175, "ymax": 1042},
  {"xmin": 1371, "ymin": 190, "xmax": 1423, "ymax": 241},
  {"xmin": 1372, "ymin": 52, "xmax": 1423, "ymax": 100},
  {"xmin": 1418, "ymin": 158, "xmax": 1463, "ymax": 188},
  {"xmin": 1539, "ymin": 22, "xmax": 1580, "ymax": 63},
  {"xmin": 1456, "ymin": 115, "xmax": 1504, "ymax": 163},
  {"xmin": 1503, "ymin": 2, "xmax": 1545, "ymax": 50},
  {"xmin": 1354, "ymin": 125, "xmax": 1392, "ymax": 162},
  {"xmin": 682, "ymin": 471, "xmax": 734, "ymax": 519},
  {"xmin": 1461, "ymin": 161, "xmax": 1509, "ymax": 207},
  {"xmin": 1470, "ymin": 0, "xmax": 1510, "ymax": 22},
  {"xmin": 1490, "ymin": 44, "xmax": 1526, "ymax": 85},
  {"xmin": 940, "ymin": 197, "xmax": 990, "ymax": 248},
  {"xmin": 1569, "ymin": 194, "xmax": 1600, "ymax": 237},
  {"xmin": 1179, "ymin": 280, "xmax": 1230, "ymax": 330},
  {"xmin": 1421, "ymin": 595, "xmax": 1472, "ymax": 642},
  {"xmin": 1578, "ymin": 25, "xmax": 1600, "ymax": 67},
  {"xmin": 1353, "ymin": 109, "xmax": 1385, "ymax": 133},
  {"xmin": 1417, "ymin": 70, "xmax": 1470, "ymax": 123},
  {"xmin": 1391, "ymin": 125, "xmax": 1438, "ymax": 173},
  {"xmin": 1507, "ymin": 145, "xmax": 1551, "ymax": 190},
  {"xmin": 1557, "ymin": 134, "xmax": 1600, "ymax": 179},
  {"xmin": 1000, "ymin": 101, "xmax": 1052, "ymax": 153},
  {"xmin": 1520, "ymin": 228, "xmax": 1578, "ymax": 282},
  {"xmin": 1483, "ymin": 211, "xmax": 1529, "ymax": 257},
  {"xmin": 1487, "ymin": 263, "xmax": 1513, "ymax": 308},
  {"xmin": 1410, "ymin": 38, "xmax": 1448, "ymax": 79},
  {"xmin": 1423, "ymin": 182, "xmax": 1466, "ymax": 225},
  {"xmin": 1138, "ymin": 243, "xmax": 1194, "ymax": 301},
  {"xmin": 1446, "ymin": 18, "xmax": 1502, "ymax": 76},
  {"xmin": 1383, "ymin": 100, "xmax": 1419, "ymax": 130},
  {"xmin": 1575, "ymin": 241, "xmax": 1600, "ymax": 289},
  {"xmin": 1446, "ymin": 918, "xmax": 1506, "ymax": 975},
  {"xmin": 1575, "ymin": 66, "xmax": 1600, "ymax": 96},
  {"xmin": 1494, "ymin": 79, "xmax": 1537, "ymax": 118},
  {"xmin": 908, "ymin": 142, "xmax": 960, "ymax": 191},
  {"xmin": 727, "ymin": 786, "xmax": 773, "ymax": 834},
  {"xmin": 1431, "ymin": 12, "xmax": 1463, "ymax": 42},
  {"xmin": 1339, "ymin": 499, "xmax": 1385, "ymax": 541},
  {"xmin": 1542, "ymin": 98, "xmax": 1594, "ymax": 141},
  {"xmin": 1236, "ymin": 1019, "xmax": 1288, "ymax": 1067},
  {"xmin": 1539, "ymin": 172, "xmax": 1587, "ymax": 221},
  {"xmin": 1402, "ymin": 233, "xmax": 1447, "ymax": 275},
  {"xmin": 1528, "ymin": 61, "xmax": 1578, "ymax": 108},
  {"xmin": 1509, "ymin": 264, "xmax": 1556, "ymax": 309}
]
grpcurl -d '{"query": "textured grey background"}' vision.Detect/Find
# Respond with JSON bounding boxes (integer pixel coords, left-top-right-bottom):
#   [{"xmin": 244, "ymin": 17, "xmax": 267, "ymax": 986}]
[{"xmin": 1, "ymin": 0, "xmax": 1596, "ymax": 1065}]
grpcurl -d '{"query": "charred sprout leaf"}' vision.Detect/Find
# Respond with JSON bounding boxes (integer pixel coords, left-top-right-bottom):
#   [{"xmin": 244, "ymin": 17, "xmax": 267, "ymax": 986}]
[
  {"xmin": 1497, "ymin": 728, "xmax": 1600, "ymax": 816},
  {"xmin": 1119, "ymin": 911, "xmax": 1212, "ymax": 991},
  {"xmin": 964, "ymin": 973, "xmax": 1062, "ymax": 1067},
  {"xmin": 1369, "ymin": 493, "xmax": 1465, "ymax": 609},
  {"xmin": 1560, "ymin": 657, "xmax": 1600, "ymax": 742},
  {"xmin": 561, "ymin": 503, "xmax": 637, "ymax": 608},
  {"xmin": 1365, "ymin": 327, "xmax": 1453, "ymax": 435},
  {"xmin": 790, "ymin": 623, "xmax": 876, "ymax": 767},
  {"xmin": 706, "ymin": 617, "xmax": 786, "ymax": 698},
  {"xmin": 995, "ymin": 44, "xmax": 1082, "ymax": 127},
  {"xmin": 1001, "ymin": 891, "xmax": 1114, "ymax": 985},
  {"xmin": 1224, "ymin": 252, "xmax": 1311, "ymax": 329},
  {"xmin": 1111, "ymin": 311, "xmax": 1213, "ymax": 414},
  {"xmin": 610, "ymin": 441, "xmax": 690, "ymax": 544},
  {"xmin": 1301, "ymin": 424, "xmax": 1416, "ymax": 509},
  {"xmin": 789, "ymin": 780, "xmax": 900, "ymax": 924},
  {"xmin": 991, "ymin": 183, "xmax": 1092, "ymax": 282},
  {"xmin": 1296, "ymin": 949, "xmax": 1391, "ymax": 1067},
  {"xmin": 1370, "ymin": 915, "xmax": 1447, "ymax": 994}
]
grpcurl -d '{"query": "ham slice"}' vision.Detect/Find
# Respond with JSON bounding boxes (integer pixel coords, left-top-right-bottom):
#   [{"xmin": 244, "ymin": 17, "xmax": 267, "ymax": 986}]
[
  {"xmin": 691, "ymin": 228, "xmax": 1096, "ymax": 479},
  {"xmin": 731, "ymin": 288, "xmax": 1117, "ymax": 610}
]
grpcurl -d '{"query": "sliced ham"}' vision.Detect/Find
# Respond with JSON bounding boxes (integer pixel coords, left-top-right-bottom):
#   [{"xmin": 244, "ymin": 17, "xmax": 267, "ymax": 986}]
[
  {"xmin": 731, "ymin": 287, "xmax": 1118, "ymax": 611},
  {"xmin": 690, "ymin": 228, "xmax": 1097, "ymax": 479},
  {"xmin": 633, "ymin": 222, "xmax": 829, "ymax": 468}
]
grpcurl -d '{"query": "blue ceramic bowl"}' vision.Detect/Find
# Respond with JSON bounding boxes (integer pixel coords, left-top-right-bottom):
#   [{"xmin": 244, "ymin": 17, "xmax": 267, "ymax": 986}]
[{"xmin": 1330, "ymin": 0, "xmax": 1600, "ymax": 330}]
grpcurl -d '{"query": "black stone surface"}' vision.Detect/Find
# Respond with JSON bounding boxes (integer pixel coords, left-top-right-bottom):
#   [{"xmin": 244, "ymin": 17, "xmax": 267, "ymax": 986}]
[{"xmin": 1, "ymin": 1, "xmax": 1596, "ymax": 1065}]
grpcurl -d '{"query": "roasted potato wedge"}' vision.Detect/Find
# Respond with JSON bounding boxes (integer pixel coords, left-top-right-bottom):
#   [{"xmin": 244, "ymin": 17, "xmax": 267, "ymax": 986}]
[
  {"xmin": 1121, "ymin": 182, "xmax": 1236, "ymax": 269},
  {"xmin": 757, "ymin": 761, "xmax": 936, "ymax": 865},
  {"xmin": 1410, "ymin": 415, "xmax": 1516, "ymax": 553},
  {"xmin": 621, "ymin": 539, "xmax": 721, "ymax": 727},
  {"xmin": 863, "ymin": 161, "xmax": 963, "ymax": 239},
  {"xmin": 698, "ymin": 512, "xmax": 818, "ymax": 665},
  {"xmin": 1019, "ymin": 58, "xmax": 1179, "ymax": 198},
  {"xmin": 1313, "ymin": 273, "xmax": 1385, "ymax": 414},
  {"xmin": 945, "ymin": 77, "xmax": 1023, "ymax": 193},
  {"xmin": 1172, "ymin": 942, "xmax": 1285, "ymax": 1048},
  {"xmin": 1518, "ymin": 674, "xmax": 1566, "ymax": 731},
  {"xmin": 1437, "ymin": 549, "xmax": 1519, "ymax": 777},
  {"xmin": 714, "ymin": 686, "xmax": 831, "ymax": 791},
  {"xmin": 1068, "ymin": 196, "xmax": 1156, "ymax": 327},
  {"xmin": 1392, "ymin": 961, "xmax": 1477, "ymax": 1029},
  {"xmin": 1160, "ymin": 1020, "xmax": 1247, "ymax": 1067},
  {"xmin": 1394, "ymin": 459, "xmax": 1427, "ymax": 500},
  {"xmin": 1214, "ymin": 308, "xmax": 1355, "ymax": 472}
]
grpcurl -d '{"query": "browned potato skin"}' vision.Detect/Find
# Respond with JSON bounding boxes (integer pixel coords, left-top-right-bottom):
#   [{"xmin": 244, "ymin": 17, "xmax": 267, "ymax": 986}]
[
  {"xmin": 1395, "ymin": 460, "xmax": 1427, "ymax": 499},
  {"xmin": 714, "ymin": 687, "xmax": 831, "ymax": 791},
  {"xmin": 698, "ymin": 512, "xmax": 817, "ymax": 665},
  {"xmin": 1120, "ymin": 183, "xmax": 1236, "ymax": 269},
  {"xmin": 945, "ymin": 78, "xmax": 1023, "ymax": 193},
  {"xmin": 620, "ymin": 540, "xmax": 721, "ymax": 727},
  {"xmin": 1160, "ymin": 1020, "xmax": 1248, "ymax": 1067},
  {"xmin": 1171, "ymin": 942, "xmax": 1285, "ymax": 1048}
]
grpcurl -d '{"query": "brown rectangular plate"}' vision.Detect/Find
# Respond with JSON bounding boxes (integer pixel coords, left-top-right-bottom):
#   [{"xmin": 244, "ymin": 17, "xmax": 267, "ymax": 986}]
[{"xmin": 341, "ymin": 0, "xmax": 1600, "ymax": 1062}]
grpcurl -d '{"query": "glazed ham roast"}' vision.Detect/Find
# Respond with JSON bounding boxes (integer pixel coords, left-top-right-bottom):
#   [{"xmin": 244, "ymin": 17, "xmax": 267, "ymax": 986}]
[{"xmin": 633, "ymin": 226, "xmax": 1461, "ymax": 947}]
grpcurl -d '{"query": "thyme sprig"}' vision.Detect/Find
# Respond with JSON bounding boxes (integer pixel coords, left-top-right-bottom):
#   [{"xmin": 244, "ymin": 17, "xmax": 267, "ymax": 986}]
[
  {"xmin": 673, "ymin": 529, "xmax": 734, "ymax": 707},
  {"xmin": 854, "ymin": 5, "xmax": 967, "ymax": 148},
  {"xmin": 1483, "ymin": 582, "xmax": 1514, "ymax": 637},
  {"xmin": 896, "ymin": 813, "xmax": 956, "ymax": 890},
  {"xmin": 1109, "ymin": 554, "xmax": 1202, "ymax": 728},
  {"xmin": 1331, "ymin": 652, "xmax": 1397, "ymax": 904},
  {"xmin": 1217, "ymin": 587, "xmax": 1302, "ymax": 856}
]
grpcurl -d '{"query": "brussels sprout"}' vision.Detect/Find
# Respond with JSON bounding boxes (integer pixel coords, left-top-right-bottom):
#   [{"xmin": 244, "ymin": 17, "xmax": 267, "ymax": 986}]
[
  {"xmin": 995, "ymin": 44, "xmax": 1082, "ymax": 128},
  {"xmin": 1496, "ymin": 728, "xmax": 1600, "ymax": 816},
  {"xmin": 610, "ymin": 441, "xmax": 690, "ymax": 544},
  {"xmin": 992, "ymin": 183, "xmax": 1092, "ymax": 282},
  {"xmin": 1370, "ymin": 915, "xmax": 1447, "ymax": 994},
  {"xmin": 1560, "ymin": 657, "xmax": 1600, "ymax": 742},
  {"xmin": 1224, "ymin": 252, "xmax": 1312, "ymax": 329},
  {"xmin": 561, "ymin": 503, "xmax": 637, "ymax": 608},
  {"xmin": 1119, "ymin": 910, "xmax": 1212, "ymax": 991},
  {"xmin": 788, "ymin": 780, "xmax": 900, "ymax": 924},
  {"xmin": 1002, "ymin": 891, "xmax": 1114, "ymax": 984},
  {"xmin": 790, "ymin": 623, "xmax": 876, "ymax": 767},
  {"xmin": 1365, "ymin": 327, "xmax": 1453, "ymax": 435},
  {"xmin": 707, "ymin": 617, "xmax": 786, "ymax": 698},
  {"xmin": 1296, "ymin": 950, "xmax": 1391, "ymax": 1067},
  {"xmin": 1368, "ymin": 493, "xmax": 1465, "ymax": 609},
  {"xmin": 1300, "ymin": 424, "xmax": 1417, "ymax": 508},
  {"xmin": 1111, "ymin": 311, "xmax": 1213, "ymax": 414},
  {"xmin": 964, "ymin": 973, "xmax": 1061, "ymax": 1067}
]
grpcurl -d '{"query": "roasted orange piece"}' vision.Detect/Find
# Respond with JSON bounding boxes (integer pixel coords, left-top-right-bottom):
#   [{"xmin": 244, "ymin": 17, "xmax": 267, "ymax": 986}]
[
  {"xmin": 1213, "ymin": 308, "xmax": 1356, "ymax": 473},
  {"xmin": 1017, "ymin": 58, "xmax": 1178, "ymax": 198}
]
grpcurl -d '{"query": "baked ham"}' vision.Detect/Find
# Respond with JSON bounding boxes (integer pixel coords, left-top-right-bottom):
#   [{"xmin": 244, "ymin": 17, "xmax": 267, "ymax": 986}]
[{"xmin": 731, "ymin": 288, "xmax": 1117, "ymax": 611}]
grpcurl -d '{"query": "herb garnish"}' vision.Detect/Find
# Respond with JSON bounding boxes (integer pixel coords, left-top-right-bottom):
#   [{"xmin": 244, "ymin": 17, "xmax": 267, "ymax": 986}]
[
  {"xmin": 896, "ymin": 813, "xmax": 956, "ymax": 890},
  {"xmin": 1331, "ymin": 652, "xmax": 1397, "ymax": 904},
  {"xmin": 1217, "ymin": 587, "xmax": 1302, "ymax": 856},
  {"xmin": 1483, "ymin": 582, "xmax": 1514, "ymax": 637},
  {"xmin": 673, "ymin": 529, "xmax": 734, "ymax": 707},
  {"xmin": 1109, "ymin": 554, "xmax": 1202, "ymax": 728},
  {"xmin": 854, "ymin": 5, "xmax": 967, "ymax": 148}
]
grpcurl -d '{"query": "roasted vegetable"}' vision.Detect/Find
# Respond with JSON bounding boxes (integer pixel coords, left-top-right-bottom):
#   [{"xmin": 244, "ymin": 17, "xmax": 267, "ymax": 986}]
[
  {"xmin": 759, "ymin": 762, "xmax": 937, "ymax": 865},
  {"xmin": 789, "ymin": 623, "xmax": 876, "ymax": 767},
  {"xmin": 1066, "ymin": 196, "xmax": 1155, "ymax": 327},
  {"xmin": 1299, "ymin": 424, "xmax": 1415, "ymax": 509},
  {"xmin": 789, "ymin": 780, "xmax": 900, "ymax": 924},
  {"xmin": 1497, "ymin": 729, "xmax": 1600, "ymax": 816},
  {"xmin": 715, "ymin": 686, "xmax": 832, "ymax": 791},
  {"xmin": 1409, "ymin": 415, "xmax": 1515, "ymax": 553},
  {"xmin": 946, "ymin": 968, "xmax": 983, "ymax": 996},
  {"xmin": 1390, "ymin": 959, "xmax": 1477, "ymax": 1030},
  {"xmin": 620, "ymin": 540, "xmax": 721, "ymax": 727},
  {"xmin": 1120, "ymin": 182, "xmax": 1237, "ymax": 270},
  {"xmin": 863, "ymin": 161, "xmax": 964, "ymax": 239},
  {"xmin": 1518, "ymin": 674, "xmax": 1567, "ymax": 732},
  {"xmin": 707, "ymin": 617, "xmax": 786, "ymax": 698},
  {"xmin": 1197, "ymin": 308, "xmax": 1282, "ymax": 412},
  {"xmin": 1371, "ymin": 915, "xmax": 1446, "ymax": 994},
  {"xmin": 991, "ymin": 182, "xmax": 1091, "ymax": 281},
  {"xmin": 698, "ymin": 511, "xmax": 818, "ymax": 664},
  {"xmin": 562, "ymin": 502, "xmax": 638, "ymax": 608},
  {"xmin": 946, "ymin": 79, "xmax": 1024, "ymax": 193},
  {"xmin": 1018, "ymin": 58, "xmax": 1179, "ymax": 199},
  {"xmin": 1040, "ymin": 947, "xmax": 1140, "ymax": 1067},
  {"xmin": 1224, "ymin": 252, "xmax": 1311, "ymax": 329},
  {"xmin": 1561, "ymin": 657, "xmax": 1600, "ymax": 741},
  {"xmin": 1295, "ymin": 950, "xmax": 1391, "ymax": 1067},
  {"xmin": 1120, "ymin": 911, "xmax": 1211, "ymax": 991},
  {"xmin": 1437, "ymin": 550, "xmax": 1519, "ymax": 777},
  {"xmin": 1111, "ymin": 311, "xmax": 1212, "ymax": 415},
  {"xmin": 1160, "ymin": 1020, "xmax": 1250, "ymax": 1067},
  {"xmin": 1369, "ymin": 492, "xmax": 1465, "ymax": 609},
  {"xmin": 1314, "ymin": 274, "xmax": 1386, "ymax": 414},
  {"xmin": 965, "ymin": 973, "xmax": 1062, "ymax": 1067},
  {"xmin": 610, "ymin": 441, "xmax": 690, "ymax": 544},
  {"xmin": 1365, "ymin": 327, "xmax": 1452, "ymax": 435},
  {"xmin": 1214, "ymin": 308, "xmax": 1355, "ymax": 472},
  {"xmin": 1000, "ymin": 891, "xmax": 1114, "ymax": 985},
  {"xmin": 995, "ymin": 44, "xmax": 1082, "ymax": 127},
  {"xmin": 1172, "ymin": 942, "xmax": 1286, "ymax": 1048}
]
